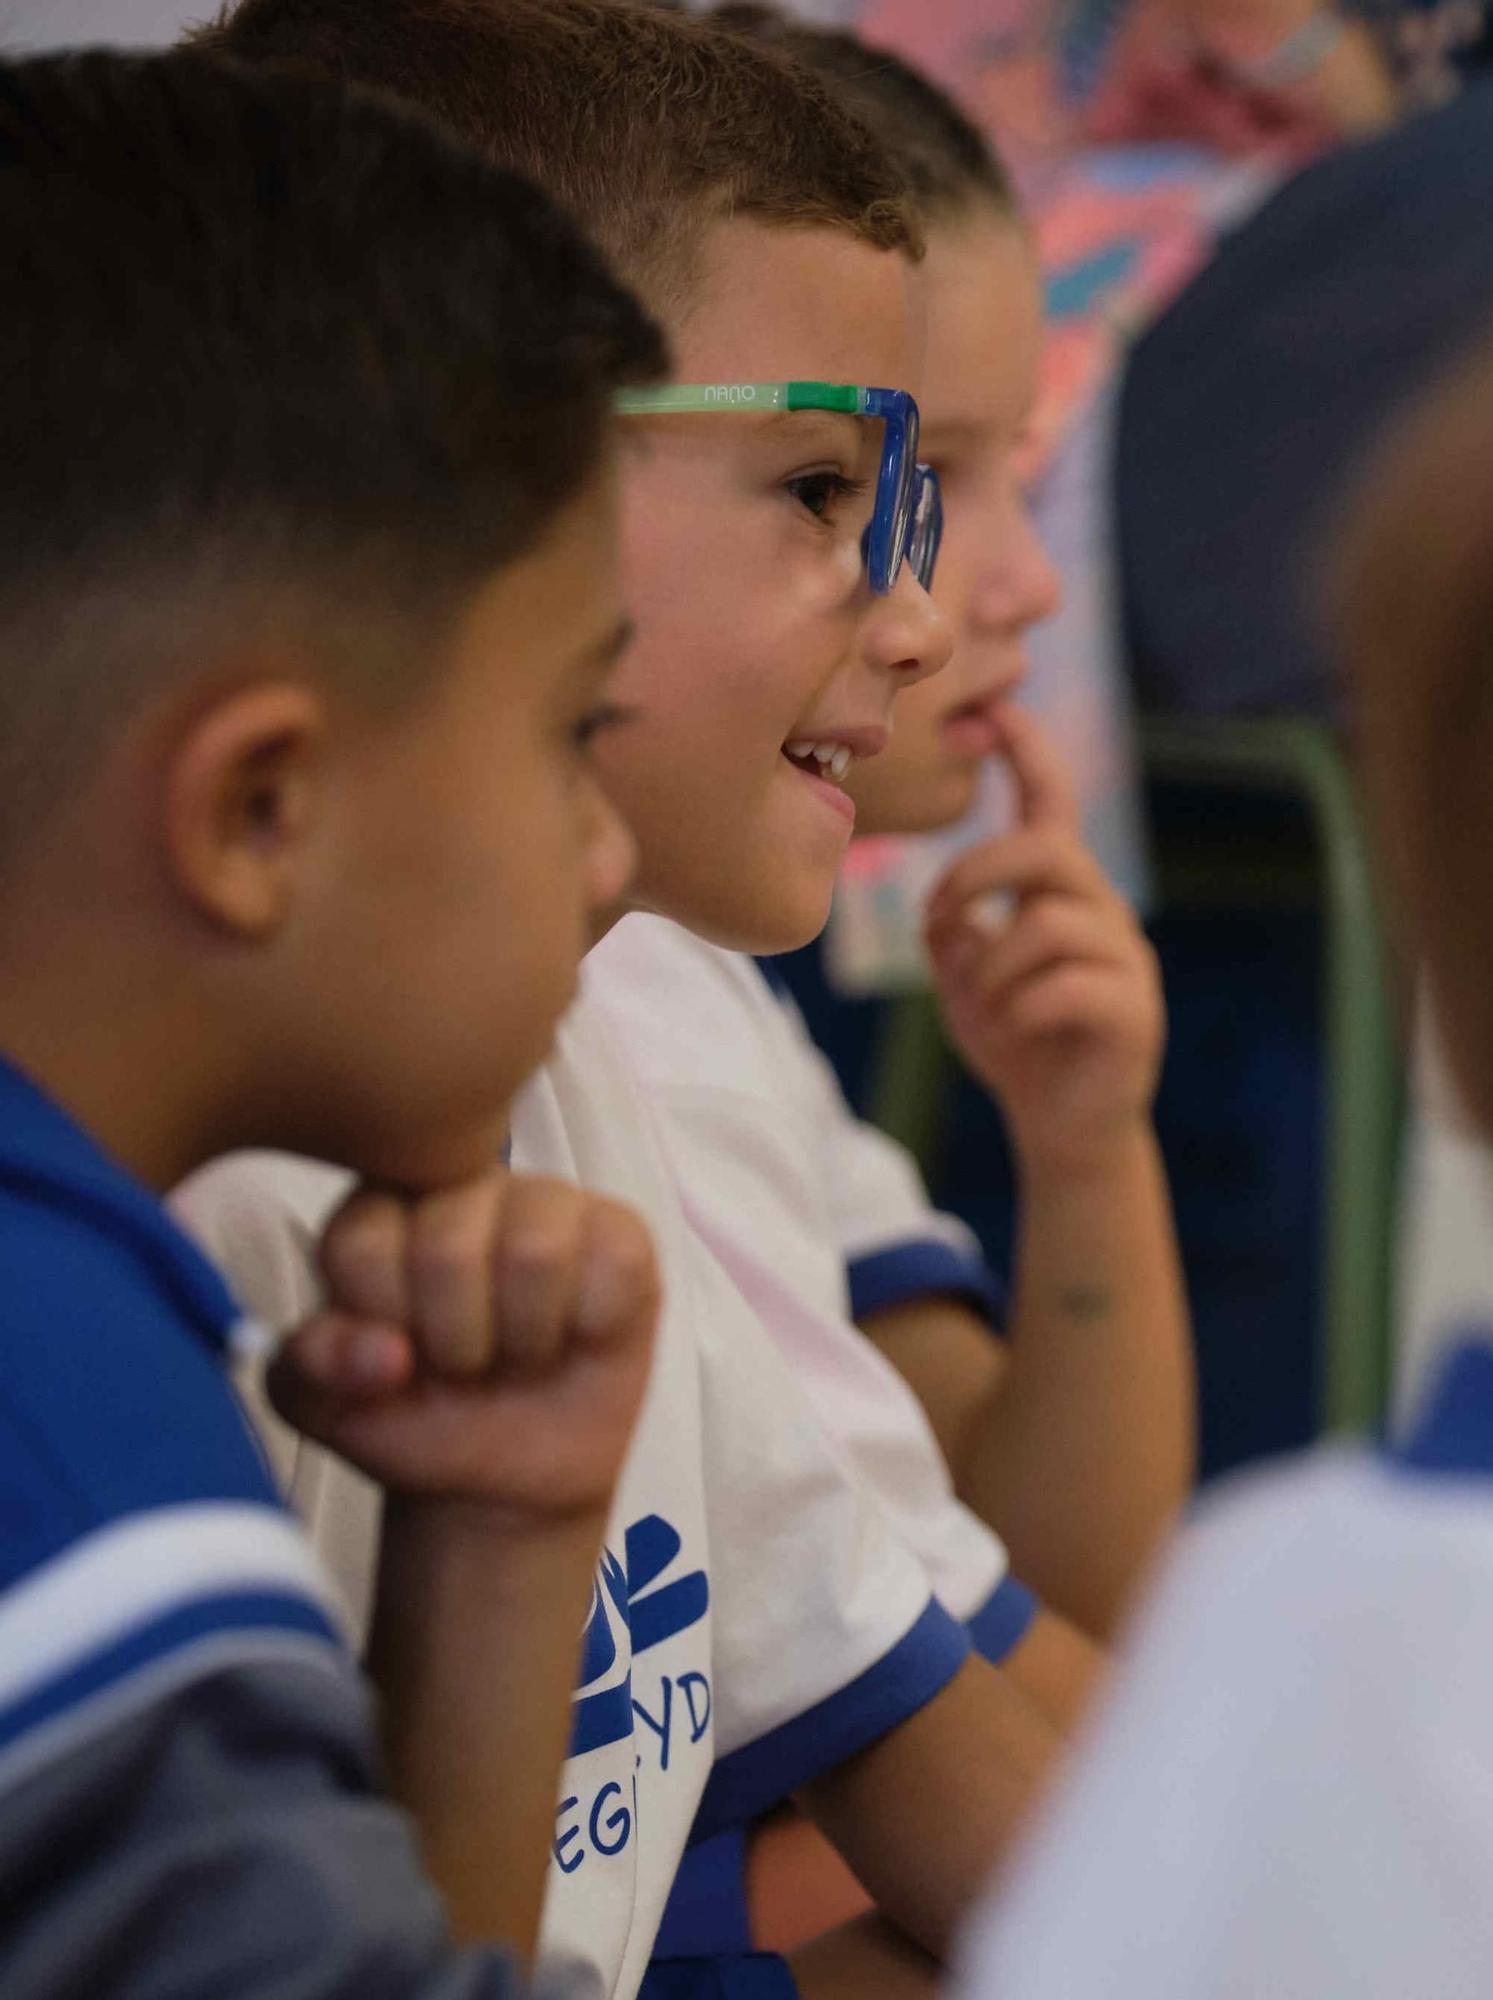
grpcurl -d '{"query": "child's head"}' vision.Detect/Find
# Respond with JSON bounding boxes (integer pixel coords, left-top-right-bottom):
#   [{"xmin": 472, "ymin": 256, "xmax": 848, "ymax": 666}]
[
  {"xmin": 201, "ymin": 0, "xmax": 953, "ymax": 952},
  {"xmin": 1342, "ymin": 338, "xmax": 1493, "ymax": 1142},
  {"xmin": 0, "ymin": 47, "xmax": 664, "ymax": 1188},
  {"xmin": 715, "ymin": 10, "xmax": 1063, "ymax": 837}
]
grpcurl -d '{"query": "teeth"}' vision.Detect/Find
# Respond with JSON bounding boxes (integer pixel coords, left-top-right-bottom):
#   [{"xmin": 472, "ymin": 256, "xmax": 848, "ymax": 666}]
[{"xmin": 786, "ymin": 737, "xmax": 854, "ymax": 784}]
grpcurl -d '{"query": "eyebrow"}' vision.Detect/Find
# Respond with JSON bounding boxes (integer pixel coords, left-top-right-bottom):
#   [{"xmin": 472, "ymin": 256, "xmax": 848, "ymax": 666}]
[
  {"xmin": 918, "ymin": 418, "xmax": 998, "ymax": 451},
  {"xmin": 754, "ymin": 407, "xmax": 864, "ymax": 448}
]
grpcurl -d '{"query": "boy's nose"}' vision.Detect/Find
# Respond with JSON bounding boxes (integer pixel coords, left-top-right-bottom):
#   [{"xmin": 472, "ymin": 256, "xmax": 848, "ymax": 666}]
[
  {"xmin": 971, "ymin": 511, "xmax": 1062, "ymax": 638},
  {"xmin": 586, "ymin": 783, "xmax": 638, "ymax": 913},
  {"xmin": 866, "ymin": 562, "xmax": 953, "ymax": 690}
]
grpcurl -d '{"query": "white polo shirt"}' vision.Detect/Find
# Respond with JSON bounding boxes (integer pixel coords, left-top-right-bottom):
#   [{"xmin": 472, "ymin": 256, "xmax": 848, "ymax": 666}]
[
  {"xmin": 955, "ymin": 1335, "xmax": 1493, "ymax": 2000},
  {"xmin": 587, "ymin": 913, "xmax": 1031, "ymax": 1655},
  {"xmin": 175, "ymin": 983, "xmax": 969, "ymax": 2000}
]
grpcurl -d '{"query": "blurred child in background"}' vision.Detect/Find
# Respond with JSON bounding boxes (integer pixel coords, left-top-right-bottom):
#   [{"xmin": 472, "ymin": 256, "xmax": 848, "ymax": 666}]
[{"xmin": 956, "ymin": 326, "xmax": 1493, "ymax": 2000}]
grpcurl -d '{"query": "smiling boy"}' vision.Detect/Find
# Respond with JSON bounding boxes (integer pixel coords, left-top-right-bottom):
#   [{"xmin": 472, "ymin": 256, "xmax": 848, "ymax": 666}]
[
  {"xmin": 181, "ymin": 6, "xmax": 1080, "ymax": 1997},
  {"xmin": 588, "ymin": 12, "xmax": 1189, "ymax": 1956},
  {"xmin": 711, "ymin": 7, "xmax": 1193, "ymax": 1653}
]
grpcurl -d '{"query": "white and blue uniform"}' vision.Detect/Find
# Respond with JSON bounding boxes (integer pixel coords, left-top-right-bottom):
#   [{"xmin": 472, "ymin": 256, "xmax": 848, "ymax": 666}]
[
  {"xmin": 584, "ymin": 918, "xmax": 1036, "ymax": 1965},
  {"xmin": 588, "ymin": 914, "xmax": 1031, "ymax": 1657},
  {"xmin": 956, "ymin": 1334, "xmax": 1493, "ymax": 2000},
  {"xmin": 177, "ymin": 982, "xmax": 971, "ymax": 2000},
  {"xmin": 779, "ymin": 972, "xmax": 1007, "ymax": 1336},
  {"xmin": 0, "ymin": 1055, "xmax": 525, "ymax": 2000}
]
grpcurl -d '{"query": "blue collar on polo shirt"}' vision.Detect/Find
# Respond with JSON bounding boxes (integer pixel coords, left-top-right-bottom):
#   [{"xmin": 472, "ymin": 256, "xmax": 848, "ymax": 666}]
[{"xmin": 0, "ymin": 1051, "xmax": 248, "ymax": 1362}]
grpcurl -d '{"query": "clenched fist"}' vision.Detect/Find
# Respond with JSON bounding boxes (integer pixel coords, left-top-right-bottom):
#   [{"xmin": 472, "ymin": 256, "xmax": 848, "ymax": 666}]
[{"xmin": 269, "ymin": 1170, "xmax": 659, "ymax": 1519}]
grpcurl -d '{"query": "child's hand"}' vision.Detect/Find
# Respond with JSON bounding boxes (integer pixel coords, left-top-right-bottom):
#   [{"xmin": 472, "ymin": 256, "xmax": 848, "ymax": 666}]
[
  {"xmin": 924, "ymin": 707, "xmax": 1164, "ymax": 1177},
  {"xmin": 267, "ymin": 1171, "xmax": 658, "ymax": 1519}
]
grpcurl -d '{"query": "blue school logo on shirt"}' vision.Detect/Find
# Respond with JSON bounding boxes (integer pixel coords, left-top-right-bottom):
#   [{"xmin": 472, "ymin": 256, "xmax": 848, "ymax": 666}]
[{"xmin": 569, "ymin": 1514, "xmax": 708, "ymax": 1757}]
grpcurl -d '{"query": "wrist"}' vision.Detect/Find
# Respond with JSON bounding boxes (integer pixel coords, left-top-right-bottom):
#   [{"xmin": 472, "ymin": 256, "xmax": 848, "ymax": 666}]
[
  {"xmin": 380, "ymin": 1490, "xmax": 609, "ymax": 1586},
  {"xmin": 371, "ymin": 1492, "xmax": 608, "ymax": 1700},
  {"xmin": 1014, "ymin": 1115, "xmax": 1157, "ymax": 1191}
]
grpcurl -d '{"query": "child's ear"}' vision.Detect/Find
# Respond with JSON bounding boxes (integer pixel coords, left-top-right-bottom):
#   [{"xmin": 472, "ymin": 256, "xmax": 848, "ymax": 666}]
[{"xmin": 163, "ymin": 683, "xmax": 328, "ymax": 939}]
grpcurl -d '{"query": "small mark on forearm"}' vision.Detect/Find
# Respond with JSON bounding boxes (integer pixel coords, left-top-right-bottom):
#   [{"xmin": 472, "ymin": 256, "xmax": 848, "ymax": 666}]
[{"xmin": 1057, "ymin": 1284, "xmax": 1113, "ymax": 1323}]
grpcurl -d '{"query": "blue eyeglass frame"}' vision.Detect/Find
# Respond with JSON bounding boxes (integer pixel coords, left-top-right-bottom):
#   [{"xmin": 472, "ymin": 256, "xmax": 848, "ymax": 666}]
[
  {"xmin": 614, "ymin": 381, "xmax": 934, "ymax": 595},
  {"xmin": 907, "ymin": 462, "xmax": 943, "ymax": 593}
]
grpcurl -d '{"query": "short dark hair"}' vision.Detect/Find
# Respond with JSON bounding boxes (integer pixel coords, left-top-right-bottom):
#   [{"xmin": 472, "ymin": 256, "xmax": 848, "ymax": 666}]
[
  {"xmin": 710, "ymin": 4, "xmax": 1015, "ymax": 228},
  {"xmin": 190, "ymin": 0, "xmax": 920, "ymax": 310},
  {"xmin": 0, "ymin": 46, "xmax": 664, "ymax": 856}
]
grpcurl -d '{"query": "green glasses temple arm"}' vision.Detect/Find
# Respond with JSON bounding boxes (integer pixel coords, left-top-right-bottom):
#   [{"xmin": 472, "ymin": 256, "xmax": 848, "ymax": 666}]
[{"xmin": 614, "ymin": 381, "xmax": 868, "ymax": 415}]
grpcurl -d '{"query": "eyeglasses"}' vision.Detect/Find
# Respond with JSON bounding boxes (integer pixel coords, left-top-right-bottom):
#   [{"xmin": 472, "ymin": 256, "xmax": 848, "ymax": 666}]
[{"xmin": 615, "ymin": 381, "xmax": 942, "ymax": 596}]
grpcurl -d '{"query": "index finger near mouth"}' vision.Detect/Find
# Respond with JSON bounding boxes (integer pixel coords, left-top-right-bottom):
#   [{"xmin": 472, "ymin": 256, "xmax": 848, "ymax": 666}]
[
  {"xmin": 998, "ymin": 705, "xmax": 1079, "ymax": 834},
  {"xmin": 927, "ymin": 825, "xmax": 1102, "ymax": 925}
]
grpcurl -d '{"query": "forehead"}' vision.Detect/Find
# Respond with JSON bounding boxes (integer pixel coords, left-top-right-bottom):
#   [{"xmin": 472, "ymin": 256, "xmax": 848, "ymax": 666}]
[
  {"xmin": 674, "ymin": 218, "xmax": 923, "ymax": 394},
  {"xmin": 917, "ymin": 215, "xmax": 1041, "ymax": 438}
]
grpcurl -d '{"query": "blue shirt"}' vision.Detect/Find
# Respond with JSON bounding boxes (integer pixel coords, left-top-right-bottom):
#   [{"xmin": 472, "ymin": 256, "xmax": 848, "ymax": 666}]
[{"xmin": 0, "ymin": 1054, "xmax": 523, "ymax": 1999}]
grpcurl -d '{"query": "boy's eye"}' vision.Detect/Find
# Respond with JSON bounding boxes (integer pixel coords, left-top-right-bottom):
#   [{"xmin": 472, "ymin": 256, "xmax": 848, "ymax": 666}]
[
  {"xmin": 786, "ymin": 469, "xmax": 868, "ymax": 521},
  {"xmin": 571, "ymin": 701, "xmax": 635, "ymax": 752}
]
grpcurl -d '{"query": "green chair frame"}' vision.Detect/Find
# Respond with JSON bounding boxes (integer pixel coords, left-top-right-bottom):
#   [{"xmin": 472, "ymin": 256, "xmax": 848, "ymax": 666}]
[{"xmin": 866, "ymin": 715, "xmax": 1404, "ymax": 1439}]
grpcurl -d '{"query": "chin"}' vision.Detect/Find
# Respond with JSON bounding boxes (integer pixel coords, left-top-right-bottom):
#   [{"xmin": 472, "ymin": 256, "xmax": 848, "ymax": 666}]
[
  {"xmin": 666, "ymin": 875, "xmax": 835, "ymax": 957},
  {"xmin": 859, "ymin": 770, "xmax": 980, "ymax": 838},
  {"xmin": 355, "ymin": 1131, "xmax": 501, "ymax": 1196}
]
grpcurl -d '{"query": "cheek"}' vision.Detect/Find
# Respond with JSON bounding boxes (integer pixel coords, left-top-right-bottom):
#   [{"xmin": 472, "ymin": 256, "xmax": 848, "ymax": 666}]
[
  {"xmin": 441, "ymin": 764, "xmax": 586, "ymax": 1011},
  {"xmin": 929, "ymin": 513, "xmax": 982, "ymax": 635},
  {"xmin": 887, "ymin": 671, "xmax": 957, "ymax": 767}
]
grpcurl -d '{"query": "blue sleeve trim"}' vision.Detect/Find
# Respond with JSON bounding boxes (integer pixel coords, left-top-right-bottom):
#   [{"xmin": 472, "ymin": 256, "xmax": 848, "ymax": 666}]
[
  {"xmin": 641, "ymin": 1954, "xmax": 798, "ymax": 2000},
  {"xmin": 966, "ymin": 1573, "xmax": 1039, "ymax": 1664},
  {"xmin": 847, "ymin": 1239, "xmax": 1007, "ymax": 1334},
  {"xmin": 689, "ymin": 1596, "xmax": 970, "ymax": 1845},
  {"xmin": 1394, "ymin": 1333, "xmax": 1493, "ymax": 1477},
  {"xmin": 0, "ymin": 1589, "xmax": 342, "ymax": 1764}
]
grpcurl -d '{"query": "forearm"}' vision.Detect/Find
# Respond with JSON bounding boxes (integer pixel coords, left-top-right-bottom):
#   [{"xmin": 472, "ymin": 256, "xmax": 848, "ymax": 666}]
[
  {"xmin": 368, "ymin": 1495, "xmax": 604, "ymax": 1957},
  {"xmin": 966, "ymin": 1125, "xmax": 1193, "ymax": 1637},
  {"xmin": 800, "ymin": 1655, "xmax": 1060, "ymax": 1961},
  {"xmin": 790, "ymin": 1914, "xmax": 939, "ymax": 2000}
]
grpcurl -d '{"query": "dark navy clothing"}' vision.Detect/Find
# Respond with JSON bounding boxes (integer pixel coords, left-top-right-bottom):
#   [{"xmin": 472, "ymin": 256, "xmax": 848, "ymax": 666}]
[
  {"xmin": 0, "ymin": 1056, "xmax": 523, "ymax": 1999},
  {"xmin": 1120, "ymin": 79, "xmax": 1493, "ymax": 723}
]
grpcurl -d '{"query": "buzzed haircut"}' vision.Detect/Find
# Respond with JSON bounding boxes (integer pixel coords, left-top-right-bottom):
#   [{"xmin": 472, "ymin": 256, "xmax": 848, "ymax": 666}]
[
  {"xmin": 710, "ymin": 3, "xmax": 1015, "ymax": 227},
  {"xmin": 1339, "ymin": 335, "xmax": 1493, "ymax": 1138},
  {"xmin": 191, "ymin": 0, "xmax": 920, "ymax": 309},
  {"xmin": 0, "ymin": 46, "xmax": 664, "ymax": 858}
]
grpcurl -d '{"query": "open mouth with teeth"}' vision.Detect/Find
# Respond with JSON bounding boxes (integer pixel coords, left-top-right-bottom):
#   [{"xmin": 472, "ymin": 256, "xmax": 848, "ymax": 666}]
[{"xmin": 783, "ymin": 738, "xmax": 854, "ymax": 786}]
